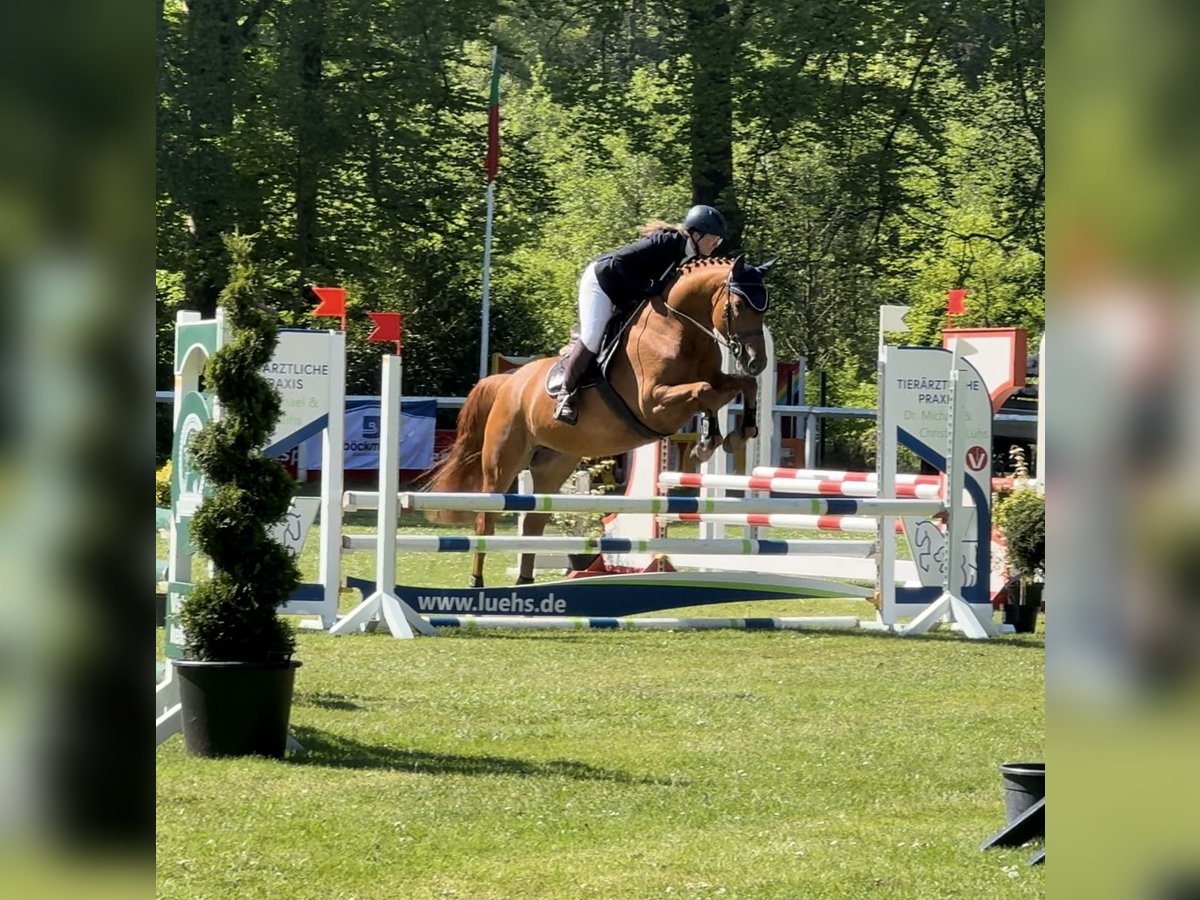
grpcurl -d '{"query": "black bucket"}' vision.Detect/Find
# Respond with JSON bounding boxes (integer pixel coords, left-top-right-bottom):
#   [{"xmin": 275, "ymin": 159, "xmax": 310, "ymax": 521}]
[
  {"xmin": 175, "ymin": 660, "xmax": 300, "ymax": 758},
  {"xmin": 1000, "ymin": 763, "xmax": 1045, "ymax": 823},
  {"xmin": 1004, "ymin": 602, "xmax": 1040, "ymax": 633},
  {"xmin": 1003, "ymin": 580, "xmax": 1042, "ymax": 633}
]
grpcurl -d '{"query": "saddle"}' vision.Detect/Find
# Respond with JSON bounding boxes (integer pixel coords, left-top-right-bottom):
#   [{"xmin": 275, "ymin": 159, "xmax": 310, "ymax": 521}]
[
  {"xmin": 546, "ymin": 305, "xmax": 635, "ymax": 391},
  {"xmin": 545, "ymin": 301, "xmax": 671, "ymax": 439}
]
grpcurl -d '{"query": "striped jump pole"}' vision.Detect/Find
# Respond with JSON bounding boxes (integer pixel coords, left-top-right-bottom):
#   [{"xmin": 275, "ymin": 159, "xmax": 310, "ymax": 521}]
[
  {"xmin": 752, "ymin": 466, "xmax": 1016, "ymax": 493},
  {"xmin": 752, "ymin": 466, "xmax": 942, "ymax": 484},
  {"xmin": 342, "ymin": 534, "xmax": 876, "ymax": 557},
  {"xmin": 661, "ymin": 512, "xmax": 906, "ymax": 534},
  {"xmin": 658, "ymin": 471, "xmax": 943, "ymax": 500},
  {"xmin": 387, "ymin": 491, "xmax": 945, "ymax": 518}
]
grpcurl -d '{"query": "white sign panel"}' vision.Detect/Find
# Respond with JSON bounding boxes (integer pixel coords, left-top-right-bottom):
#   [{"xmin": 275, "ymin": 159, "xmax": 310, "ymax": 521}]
[
  {"xmin": 881, "ymin": 346, "xmax": 992, "ymax": 608},
  {"xmin": 263, "ymin": 329, "xmax": 341, "ymax": 455}
]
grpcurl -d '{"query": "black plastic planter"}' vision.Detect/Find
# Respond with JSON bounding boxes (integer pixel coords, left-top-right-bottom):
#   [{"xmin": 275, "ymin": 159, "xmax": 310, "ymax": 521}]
[
  {"xmin": 1004, "ymin": 602, "xmax": 1040, "ymax": 633},
  {"xmin": 175, "ymin": 660, "xmax": 301, "ymax": 758},
  {"xmin": 1000, "ymin": 762, "xmax": 1045, "ymax": 824},
  {"xmin": 981, "ymin": 762, "xmax": 1046, "ymax": 854},
  {"xmin": 1003, "ymin": 580, "xmax": 1043, "ymax": 633}
]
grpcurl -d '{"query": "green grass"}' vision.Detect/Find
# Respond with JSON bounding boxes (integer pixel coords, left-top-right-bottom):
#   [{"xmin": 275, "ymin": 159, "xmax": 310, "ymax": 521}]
[{"xmin": 157, "ymin": 510, "xmax": 1044, "ymax": 898}]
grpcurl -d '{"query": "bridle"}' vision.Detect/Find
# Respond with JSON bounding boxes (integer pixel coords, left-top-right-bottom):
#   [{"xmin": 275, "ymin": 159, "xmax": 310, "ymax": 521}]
[{"xmin": 666, "ymin": 268, "xmax": 768, "ymax": 370}]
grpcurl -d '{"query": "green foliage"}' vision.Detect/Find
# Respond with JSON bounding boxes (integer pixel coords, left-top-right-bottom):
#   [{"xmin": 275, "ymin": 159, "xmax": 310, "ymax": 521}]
[
  {"xmin": 180, "ymin": 234, "xmax": 300, "ymax": 663},
  {"xmin": 995, "ymin": 488, "xmax": 1045, "ymax": 580},
  {"xmin": 155, "ymin": 0, "xmax": 1044, "ymax": 408}
]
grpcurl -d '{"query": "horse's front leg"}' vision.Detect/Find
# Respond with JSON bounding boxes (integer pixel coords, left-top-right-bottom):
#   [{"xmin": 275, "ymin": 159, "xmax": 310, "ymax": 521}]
[
  {"xmin": 691, "ymin": 410, "xmax": 722, "ymax": 464},
  {"xmin": 649, "ymin": 379, "xmax": 746, "ymax": 417},
  {"xmin": 722, "ymin": 375, "xmax": 759, "ymax": 451},
  {"xmin": 650, "ymin": 380, "xmax": 743, "ymax": 462}
]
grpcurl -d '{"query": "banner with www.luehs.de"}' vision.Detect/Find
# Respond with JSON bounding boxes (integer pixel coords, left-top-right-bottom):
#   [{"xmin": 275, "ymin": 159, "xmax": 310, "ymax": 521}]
[
  {"xmin": 348, "ymin": 572, "xmax": 860, "ymax": 619},
  {"xmin": 301, "ymin": 398, "xmax": 436, "ymax": 471}
]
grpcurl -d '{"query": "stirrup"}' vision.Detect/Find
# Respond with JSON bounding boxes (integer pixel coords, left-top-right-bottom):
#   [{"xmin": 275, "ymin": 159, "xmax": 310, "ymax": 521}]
[{"xmin": 554, "ymin": 393, "xmax": 579, "ymax": 425}]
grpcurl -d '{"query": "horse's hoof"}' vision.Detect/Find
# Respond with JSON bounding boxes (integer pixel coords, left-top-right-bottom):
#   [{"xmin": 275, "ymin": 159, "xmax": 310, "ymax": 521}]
[
  {"xmin": 515, "ymin": 576, "xmax": 534, "ymax": 586},
  {"xmin": 470, "ymin": 575, "xmax": 484, "ymax": 589}
]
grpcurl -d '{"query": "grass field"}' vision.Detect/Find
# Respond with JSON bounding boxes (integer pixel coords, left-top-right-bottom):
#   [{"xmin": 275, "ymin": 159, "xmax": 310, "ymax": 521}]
[{"xmin": 156, "ymin": 511, "xmax": 1045, "ymax": 898}]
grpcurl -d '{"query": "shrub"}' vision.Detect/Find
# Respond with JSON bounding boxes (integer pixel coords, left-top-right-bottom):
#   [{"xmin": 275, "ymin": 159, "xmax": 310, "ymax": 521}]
[
  {"xmin": 179, "ymin": 234, "xmax": 299, "ymax": 663},
  {"xmin": 995, "ymin": 487, "xmax": 1045, "ymax": 581}
]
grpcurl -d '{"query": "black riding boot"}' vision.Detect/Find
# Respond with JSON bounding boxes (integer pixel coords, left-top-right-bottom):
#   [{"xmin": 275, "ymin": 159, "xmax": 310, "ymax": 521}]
[{"xmin": 554, "ymin": 345, "xmax": 596, "ymax": 425}]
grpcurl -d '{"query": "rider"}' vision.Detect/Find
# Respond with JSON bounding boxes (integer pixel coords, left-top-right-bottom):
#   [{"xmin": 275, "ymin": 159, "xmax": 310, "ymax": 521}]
[{"xmin": 554, "ymin": 204, "xmax": 728, "ymax": 424}]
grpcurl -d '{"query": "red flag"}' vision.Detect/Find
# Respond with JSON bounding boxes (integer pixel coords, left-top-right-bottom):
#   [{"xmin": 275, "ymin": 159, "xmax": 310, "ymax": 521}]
[
  {"xmin": 485, "ymin": 47, "xmax": 500, "ymax": 183},
  {"xmin": 312, "ymin": 286, "xmax": 347, "ymax": 330},
  {"xmin": 946, "ymin": 288, "xmax": 968, "ymax": 315},
  {"xmin": 367, "ymin": 311, "xmax": 403, "ymax": 355}
]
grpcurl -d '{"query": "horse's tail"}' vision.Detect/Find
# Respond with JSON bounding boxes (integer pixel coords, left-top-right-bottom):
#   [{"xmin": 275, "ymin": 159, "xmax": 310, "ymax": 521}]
[{"xmin": 425, "ymin": 374, "xmax": 508, "ymax": 524}]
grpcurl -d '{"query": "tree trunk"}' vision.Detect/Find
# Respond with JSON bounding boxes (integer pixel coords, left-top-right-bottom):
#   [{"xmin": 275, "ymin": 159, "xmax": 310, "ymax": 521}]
[
  {"xmin": 295, "ymin": 0, "xmax": 327, "ymax": 282},
  {"xmin": 181, "ymin": 0, "xmax": 242, "ymax": 317},
  {"xmin": 683, "ymin": 0, "xmax": 741, "ymax": 247},
  {"xmin": 156, "ymin": 0, "xmax": 167, "ymax": 198}
]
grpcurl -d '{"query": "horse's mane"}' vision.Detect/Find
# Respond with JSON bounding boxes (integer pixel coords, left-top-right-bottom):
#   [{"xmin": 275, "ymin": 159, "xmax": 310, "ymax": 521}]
[{"xmin": 675, "ymin": 256, "xmax": 736, "ymax": 280}]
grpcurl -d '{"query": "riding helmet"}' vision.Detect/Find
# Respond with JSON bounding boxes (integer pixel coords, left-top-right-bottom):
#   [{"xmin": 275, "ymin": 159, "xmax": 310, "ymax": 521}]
[{"xmin": 682, "ymin": 204, "xmax": 728, "ymax": 239}]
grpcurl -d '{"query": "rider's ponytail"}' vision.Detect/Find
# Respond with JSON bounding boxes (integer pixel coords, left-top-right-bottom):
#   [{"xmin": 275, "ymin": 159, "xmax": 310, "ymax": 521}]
[{"xmin": 637, "ymin": 219, "xmax": 686, "ymax": 237}]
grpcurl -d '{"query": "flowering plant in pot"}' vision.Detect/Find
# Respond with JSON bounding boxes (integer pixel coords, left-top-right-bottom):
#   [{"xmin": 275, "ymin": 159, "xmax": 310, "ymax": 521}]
[
  {"xmin": 174, "ymin": 235, "xmax": 302, "ymax": 757},
  {"xmin": 994, "ymin": 456, "xmax": 1045, "ymax": 634}
]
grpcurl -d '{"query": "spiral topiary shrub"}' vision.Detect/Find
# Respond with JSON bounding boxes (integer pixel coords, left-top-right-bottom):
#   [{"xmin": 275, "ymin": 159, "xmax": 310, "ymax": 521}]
[{"xmin": 180, "ymin": 234, "xmax": 299, "ymax": 663}]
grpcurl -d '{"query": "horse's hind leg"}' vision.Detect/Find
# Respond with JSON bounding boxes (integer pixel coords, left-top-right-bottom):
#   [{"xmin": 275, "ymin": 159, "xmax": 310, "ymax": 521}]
[
  {"xmin": 470, "ymin": 510, "xmax": 489, "ymax": 589},
  {"xmin": 515, "ymin": 449, "xmax": 582, "ymax": 584},
  {"xmin": 471, "ymin": 416, "xmax": 535, "ymax": 588}
]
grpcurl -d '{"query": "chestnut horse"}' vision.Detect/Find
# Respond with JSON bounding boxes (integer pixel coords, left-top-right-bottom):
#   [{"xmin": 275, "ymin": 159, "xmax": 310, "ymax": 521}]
[{"xmin": 430, "ymin": 255, "xmax": 774, "ymax": 586}]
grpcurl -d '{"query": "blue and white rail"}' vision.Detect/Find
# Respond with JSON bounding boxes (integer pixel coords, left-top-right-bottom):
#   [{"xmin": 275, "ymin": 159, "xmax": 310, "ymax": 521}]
[{"xmin": 340, "ymin": 533, "xmax": 876, "ymax": 557}]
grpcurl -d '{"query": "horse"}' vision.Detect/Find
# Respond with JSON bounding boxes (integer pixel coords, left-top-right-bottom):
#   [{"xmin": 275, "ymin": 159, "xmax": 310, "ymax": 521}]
[{"xmin": 430, "ymin": 254, "xmax": 774, "ymax": 587}]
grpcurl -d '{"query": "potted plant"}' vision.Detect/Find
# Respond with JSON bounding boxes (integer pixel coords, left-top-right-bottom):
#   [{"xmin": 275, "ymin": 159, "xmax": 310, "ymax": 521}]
[
  {"xmin": 551, "ymin": 458, "xmax": 617, "ymax": 572},
  {"xmin": 995, "ymin": 480, "xmax": 1045, "ymax": 634},
  {"xmin": 174, "ymin": 235, "xmax": 302, "ymax": 758}
]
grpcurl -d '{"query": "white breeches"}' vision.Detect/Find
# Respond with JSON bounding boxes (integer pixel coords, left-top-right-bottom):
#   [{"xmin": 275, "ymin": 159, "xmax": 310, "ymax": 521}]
[{"xmin": 577, "ymin": 262, "xmax": 615, "ymax": 353}]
